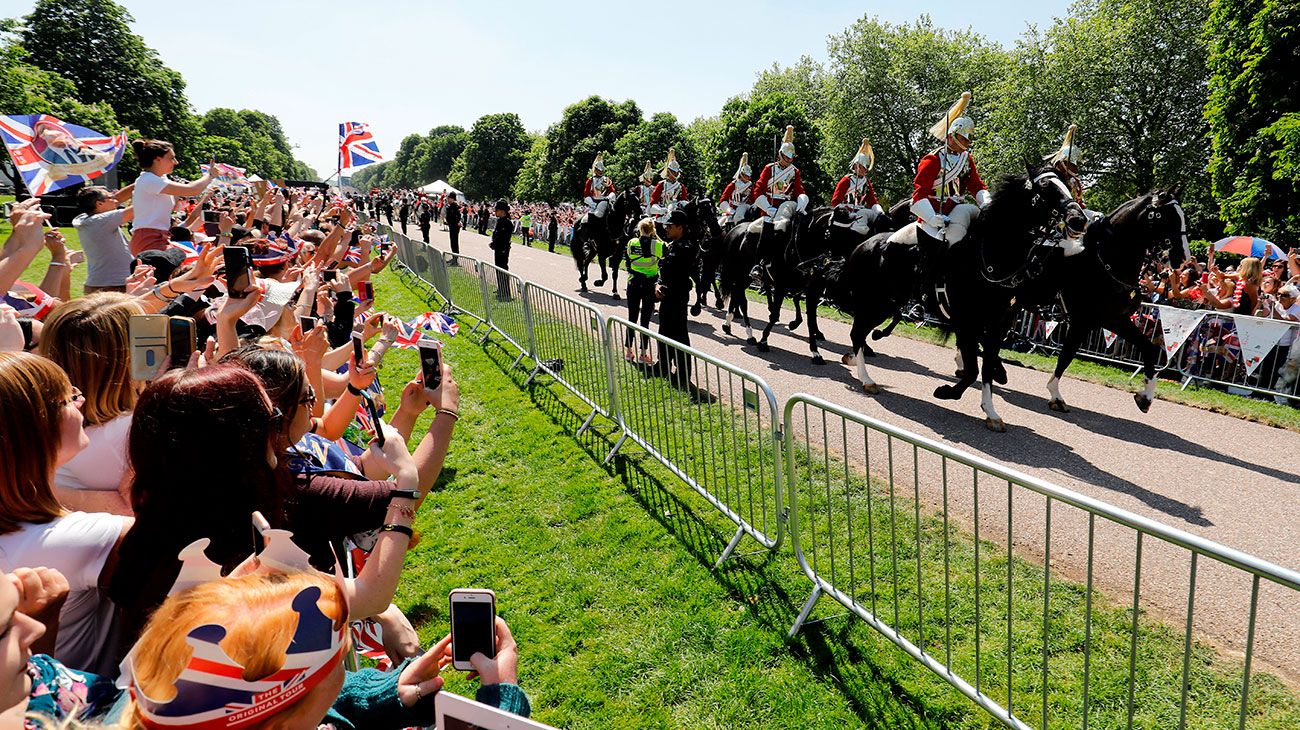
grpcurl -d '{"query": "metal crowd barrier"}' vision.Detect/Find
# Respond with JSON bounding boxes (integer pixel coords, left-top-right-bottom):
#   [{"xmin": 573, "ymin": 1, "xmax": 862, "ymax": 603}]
[
  {"xmin": 604, "ymin": 316, "xmax": 785, "ymax": 565},
  {"xmin": 478, "ymin": 261, "xmax": 534, "ymax": 367},
  {"xmin": 522, "ymin": 281, "xmax": 615, "ymax": 435},
  {"xmin": 784, "ymin": 392, "xmax": 1300, "ymax": 730}
]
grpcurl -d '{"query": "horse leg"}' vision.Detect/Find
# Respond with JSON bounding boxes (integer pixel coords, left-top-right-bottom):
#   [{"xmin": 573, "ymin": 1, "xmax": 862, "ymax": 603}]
[
  {"xmin": 788, "ymin": 295, "xmax": 803, "ymax": 331},
  {"xmin": 807, "ymin": 289, "xmax": 825, "ymax": 365},
  {"xmin": 757, "ymin": 289, "xmax": 782, "ymax": 352},
  {"xmin": 935, "ymin": 328, "xmax": 980, "ymax": 401},
  {"xmin": 1112, "ymin": 317, "xmax": 1161, "ymax": 412},
  {"xmin": 871, "ymin": 313, "xmax": 902, "ymax": 341},
  {"xmin": 592, "ymin": 236, "xmax": 608, "ymax": 287},
  {"xmin": 1047, "ymin": 326, "xmax": 1084, "ymax": 413},
  {"xmin": 979, "ymin": 327, "xmax": 1008, "ymax": 431},
  {"xmin": 841, "ymin": 311, "xmax": 883, "ymax": 393},
  {"xmin": 741, "ymin": 291, "xmax": 756, "ymax": 345},
  {"xmin": 610, "ymin": 254, "xmax": 621, "ymax": 300}
]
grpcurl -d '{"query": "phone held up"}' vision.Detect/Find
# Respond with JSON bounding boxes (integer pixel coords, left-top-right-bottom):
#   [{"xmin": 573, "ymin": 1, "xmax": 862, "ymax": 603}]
[
  {"xmin": 129, "ymin": 315, "xmax": 195, "ymax": 380},
  {"xmin": 223, "ymin": 246, "xmax": 252, "ymax": 298},
  {"xmin": 449, "ymin": 588, "xmax": 497, "ymax": 671},
  {"xmin": 418, "ymin": 339, "xmax": 442, "ymax": 390},
  {"xmin": 361, "ymin": 392, "xmax": 385, "ymax": 449}
]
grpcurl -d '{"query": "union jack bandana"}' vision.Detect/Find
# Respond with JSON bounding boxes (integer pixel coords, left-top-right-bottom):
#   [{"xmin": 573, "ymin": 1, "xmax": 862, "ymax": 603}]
[{"xmin": 168, "ymin": 239, "xmax": 204, "ymax": 265}]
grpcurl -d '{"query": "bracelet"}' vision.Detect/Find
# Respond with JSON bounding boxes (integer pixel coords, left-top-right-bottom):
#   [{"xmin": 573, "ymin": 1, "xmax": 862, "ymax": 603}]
[
  {"xmin": 160, "ymin": 283, "xmax": 177, "ymax": 299},
  {"xmin": 380, "ymin": 523, "xmax": 414, "ymax": 538},
  {"xmin": 150, "ymin": 285, "xmax": 177, "ymax": 302},
  {"xmin": 346, "ymin": 383, "xmax": 364, "ymax": 396},
  {"xmin": 436, "ymin": 408, "xmax": 459, "ymax": 420},
  {"xmin": 389, "ymin": 488, "xmax": 421, "ymax": 501},
  {"xmin": 47, "ymin": 260, "xmax": 68, "ymax": 268},
  {"xmin": 388, "ymin": 503, "xmax": 417, "ymax": 520}
]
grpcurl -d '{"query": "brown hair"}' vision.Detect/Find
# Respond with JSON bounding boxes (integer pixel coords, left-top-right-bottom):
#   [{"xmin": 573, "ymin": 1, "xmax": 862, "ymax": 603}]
[
  {"xmin": 0, "ymin": 352, "xmax": 70, "ymax": 534},
  {"xmin": 131, "ymin": 138, "xmax": 173, "ymax": 170},
  {"xmin": 39, "ymin": 293, "xmax": 143, "ymax": 427},
  {"xmin": 123, "ymin": 572, "xmax": 345, "ymax": 725}
]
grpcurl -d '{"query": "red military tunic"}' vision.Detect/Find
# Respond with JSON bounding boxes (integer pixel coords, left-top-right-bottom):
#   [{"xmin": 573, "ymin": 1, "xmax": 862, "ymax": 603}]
[
  {"xmin": 911, "ymin": 151, "xmax": 987, "ymax": 216},
  {"xmin": 831, "ymin": 175, "xmax": 879, "ymax": 208},
  {"xmin": 583, "ymin": 175, "xmax": 616, "ymax": 199},
  {"xmin": 650, "ymin": 179, "xmax": 689, "ymax": 206},
  {"xmin": 748, "ymin": 162, "xmax": 805, "ymax": 204},
  {"xmin": 719, "ymin": 180, "xmax": 751, "ymax": 209}
]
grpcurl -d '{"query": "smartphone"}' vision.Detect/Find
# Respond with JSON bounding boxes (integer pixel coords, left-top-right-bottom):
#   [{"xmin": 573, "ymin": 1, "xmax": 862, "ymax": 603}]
[
  {"xmin": 322, "ymin": 269, "xmax": 338, "ymax": 283},
  {"xmin": 352, "ymin": 334, "xmax": 365, "ymax": 364},
  {"xmin": 167, "ymin": 317, "xmax": 196, "ymax": 370},
  {"xmin": 223, "ymin": 246, "xmax": 252, "ymax": 297},
  {"xmin": 1200, "ymin": 272, "xmax": 1210, "ymax": 285},
  {"xmin": 362, "ymin": 393, "xmax": 385, "ymax": 448},
  {"xmin": 202, "ymin": 209, "xmax": 220, "ymax": 223},
  {"xmin": 418, "ymin": 339, "xmax": 442, "ymax": 390},
  {"xmin": 299, "ymin": 315, "xmax": 317, "ymax": 333},
  {"xmin": 2, "ymin": 202, "xmax": 12, "ymax": 218},
  {"xmin": 129, "ymin": 315, "xmax": 170, "ymax": 381},
  {"xmin": 449, "ymin": 588, "xmax": 497, "ymax": 671},
  {"xmin": 359, "ymin": 281, "xmax": 374, "ymax": 301}
]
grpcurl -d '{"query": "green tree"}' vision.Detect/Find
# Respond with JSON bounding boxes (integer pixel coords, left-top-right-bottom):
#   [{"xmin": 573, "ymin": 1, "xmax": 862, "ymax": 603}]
[
  {"xmin": 606, "ymin": 112, "xmax": 702, "ymax": 195},
  {"xmin": 822, "ymin": 15, "xmax": 1011, "ymax": 206},
  {"xmin": 700, "ymin": 92, "xmax": 828, "ymax": 201},
  {"xmin": 21, "ymin": 0, "xmax": 200, "ymax": 174},
  {"xmin": 197, "ymin": 107, "xmax": 312, "ymax": 179},
  {"xmin": 512, "ymin": 135, "xmax": 549, "ymax": 201},
  {"xmin": 1205, "ymin": 0, "xmax": 1300, "ymax": 239},
  {"xmin": 536, "ymin": 96, "xmax": 641, "ymax": 202},
  {"xmin": 450, "ymin": 113, "xmax": 530, "ymax": 201},
  {"xmin": 388, "ymin": 133, "xmax": 427, "ymax": 188},
  {"xmin": 0, "ymin": 21, "xmax": 119, "ymax": 134},
  {"xmin": 418, "ymin": 125, "xmax": 468, "ymax": 184}
]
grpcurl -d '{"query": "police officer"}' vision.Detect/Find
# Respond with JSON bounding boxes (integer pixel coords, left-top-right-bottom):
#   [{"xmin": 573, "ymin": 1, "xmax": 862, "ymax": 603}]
[
  {"xmin": 490, "ymin": 199, "xmax": 514, "ymax": 300},
  {"xmin": 655, "ymin": 208, "xmax": 698, "ymax": 386},
  {"xmin": 624, "ymin": 217, "xmax": 663, "ymax": 364}
]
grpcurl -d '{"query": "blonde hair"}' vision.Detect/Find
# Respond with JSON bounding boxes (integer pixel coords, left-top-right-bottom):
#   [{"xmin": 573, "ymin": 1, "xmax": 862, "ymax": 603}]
[
  {"xmin": 38, "ymin": 293, "xmax": 144, "ymax": 427},
  {"xmin": 637, "ymin": 217, "xmax": 656, "ymax": 237},
  {"xmin": 1238, "ymin": 257, "xmax": 1263, "ymax": 286},
  {"xmin": 121, "ymin": 572, "xmax": 346, "ymax": 728},
  {"xmin": 0, "ymin": 352, "xmax": 69, "ymax": 534}
]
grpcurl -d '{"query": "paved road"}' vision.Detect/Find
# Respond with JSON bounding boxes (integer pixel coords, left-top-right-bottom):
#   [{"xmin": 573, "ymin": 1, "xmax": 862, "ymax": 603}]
[{"xmin": 401, "ymin": 222, "xmax": 1300, "ymax": 683}]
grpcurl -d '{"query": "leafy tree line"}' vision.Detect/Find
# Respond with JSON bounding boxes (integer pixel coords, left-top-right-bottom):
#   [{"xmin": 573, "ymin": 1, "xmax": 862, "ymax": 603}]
[{"xmin": 1, "ymin": 0, "xmax": 317, "ymax": 184}]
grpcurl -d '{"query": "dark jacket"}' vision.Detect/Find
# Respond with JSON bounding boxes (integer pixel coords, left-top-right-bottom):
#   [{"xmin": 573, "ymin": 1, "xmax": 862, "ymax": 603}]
[
  {"xmin": 446, "ymin": 202, "xmax": 461, "ymax": 228},
  {"xmin": 490, "ymin": 217, "xmax": 513, "ymax": 250},
  {"xmin": 657, "ymin": 236, "xmax": 698, "ymax": 292}
]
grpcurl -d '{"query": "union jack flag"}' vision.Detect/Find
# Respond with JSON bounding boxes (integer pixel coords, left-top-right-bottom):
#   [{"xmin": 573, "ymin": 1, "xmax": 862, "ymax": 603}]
[
  {"xmin": 199, "ymin": 162, "xmax": 248, "ymax": 186},
  {"xmin": 411, "ymin": 311, "xmax": 459, "ymax": 337},
  {"xmin": 338, "ymin": 122, "xmax": 382, "ymax": 170},
  {"xmin": 3, "ymin": 282, "xmax": 56, "ymax": 320},
  {"xmin": 343, "ymin": 246, "xmax": 364, "ymax": 265},
  {"xmin": 169, "ymin": 239, "xmax": 204, "ymax": 265},
  {"xmin": 391, "ymin": 318, "xmax": 423, "ymax": 349},
  {"xmin": 0, "ymin": 114, "xmax": 127, "ymax": 196}
]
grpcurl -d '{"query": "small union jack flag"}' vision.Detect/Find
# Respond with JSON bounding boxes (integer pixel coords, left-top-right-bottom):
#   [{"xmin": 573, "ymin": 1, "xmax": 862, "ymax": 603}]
[
  {"xmin": 338, "ymin": 122, "xmax": 383, "ymax": 170},
  {"xmin": 169, "ymin": 239, "xmax": 204, "ymax": 265},
  {"xmin": 0, "ymin": 114, "xmax": 126, "ymax": 195},
  {"xmin": 411, "ymin": 311, "xmax": 459, "ymax": 337},
  {"xmin": 3, "ymin": 282, "xmax": 56, "ymax": 320},
  {"xmin": 391, "ymin": 319, "xmax": 423, "ymax": 349},
  {"xmin": 343, "ymin": 246, "xmax": 364, "ymax": 265}
]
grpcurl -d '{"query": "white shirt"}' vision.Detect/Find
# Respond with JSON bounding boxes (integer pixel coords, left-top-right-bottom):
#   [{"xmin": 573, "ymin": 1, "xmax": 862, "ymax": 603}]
[
  {"xmin": 132, "ymin": 171, "xmax": 175, "ymax": 231},
  {"xmin": 55, "ymin": 412, "xmax": 132, "ymax": 492},
  {"xmin": 0, "ymin": 512, "xmax": 130, "ymax": 675}
]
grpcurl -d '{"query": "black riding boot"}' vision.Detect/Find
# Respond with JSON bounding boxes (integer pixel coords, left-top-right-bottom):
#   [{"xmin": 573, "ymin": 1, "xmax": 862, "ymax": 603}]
[
  {"xmin": 916, "ymin": 231, "xmax": 945, "ymax": 318},
  {"xmin": 748, "ymin": 221, "xmax": 775, "ymax": 292}
]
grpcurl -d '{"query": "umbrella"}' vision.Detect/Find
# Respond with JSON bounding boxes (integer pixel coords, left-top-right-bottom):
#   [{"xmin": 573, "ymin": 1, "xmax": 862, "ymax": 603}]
[{"xmin": 1211, "ymin": 235, "xmax": 1285, "ymax": 260}]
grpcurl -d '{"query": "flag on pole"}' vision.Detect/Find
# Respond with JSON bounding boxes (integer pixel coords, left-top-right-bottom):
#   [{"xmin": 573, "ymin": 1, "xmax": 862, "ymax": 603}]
[
  {"xmin": 338, "ymin": 122, "xmax": 383, "ymax": 170},
  {"xmin": 0, "ymin": 114, "xmax": 127, "ymax": 195}
]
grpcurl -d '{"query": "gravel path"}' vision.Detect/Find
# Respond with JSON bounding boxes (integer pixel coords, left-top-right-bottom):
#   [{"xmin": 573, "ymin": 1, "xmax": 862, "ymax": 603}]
[{"xmin": 400, "ymin": 222, "xmax": 1299, "ymax": 683}]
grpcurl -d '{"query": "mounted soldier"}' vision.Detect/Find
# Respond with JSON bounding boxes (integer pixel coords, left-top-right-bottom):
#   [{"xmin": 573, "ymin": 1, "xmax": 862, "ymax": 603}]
[
  {"xmin": 1046, "ymin": 124, "xmax": 1084, "ymax": 208},
  {"xmin": 629, "ymin": 161, "xmax": 656, "ymax": 214},
  {"xmin": 746, "ymin": 125, "xmax": 810, "ymax": 286},
  {"xmin": 649, "ymin": 148, "xmax": 689, "ymax": 224},
  {"xmin": 583, "ymin": 152, "xmax": 617, "ymax": 221},
  {"xmin": 830, "ymin": 138, "xmax": 884, "ymax": 236},
  {"xmin": 717, "ymin": 153, "xmax": 753, "ymax": 226}
]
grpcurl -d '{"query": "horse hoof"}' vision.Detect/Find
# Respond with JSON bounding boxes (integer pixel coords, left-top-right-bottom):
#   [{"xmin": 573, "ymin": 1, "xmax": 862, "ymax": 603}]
[
  {"xmin": 871, "ymin": 330, "xmax": 887, "ymax": 341},
  {"xmin": 813, "ymin": 331, "xmax": 825, "ymax": 342},
  {"xmin": 993, "ymin": 366, "xmax": 1009, "ymax": 385},
  {"xmin": 691, "ymin": 304, "xmax": 702, "ymax": 317},
  {"xmin": 579, "ymin": 283, "xmax": 588, "ymax": 292},
  {"xmin": 1134, "ymin": 394, "xmax": 1153, "ymax": 413},
  {"xmin": 722, "ymin": 324, "xmax": 732, "ymax": 336},
  {"xmin": 984, "ymin": 418, "xmax": 1007, "ymax": 433},
  {"xmin": 811, "ymin": 354, "xmax": 825, "ymax": 365},
  {"xmin": 788, "ymin": 319, "xmax": 802, "ymax": 331},
  {"xmin": 955, "ymin": 369, "xmax": 967, "ymax": 379},
  {"xmin": 612, "ymin": 292, "xmax": 621, "ymax": 300},
  {"xmin": 840, "ymin": 352, "xmax": 854, "ymax": 365},
  {"xmin": 593, "ymin": 279, "xmax": 606, "ymax": 287},
  {"xmin": 714, "ymin": 297, "xmax": 724, "ymax": 309},
  {"xmin": 1048, "ymin": 399, "xmax": 1070, "ymax": 413},
  {"xmin": 862, "ymin": 382, "xmax": 881, "ymax": 394},
  {"xmin": 757, "ymin": 341, "xmax": 770, "ymax": 353},
  {"xmin": 934, "ymin": 385, "xmax": 961, "ymax": 401},
  {"xmin": 746, "ymin": 336, "xmax": 757, "ymax": 346}
]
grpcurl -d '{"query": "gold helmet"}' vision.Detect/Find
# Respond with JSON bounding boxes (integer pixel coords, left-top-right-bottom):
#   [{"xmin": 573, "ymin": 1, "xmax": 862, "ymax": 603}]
[
  {"xmin": 779, "ymin": 125, "xmax": 796, "ymax": 159},
  {"xmin": 1046, "ymin": 124, "xmax": 1082, "ymax": 167},
  {"xmin": 850, "ymin": 138, "xmax": 875, "ymax": 172}
]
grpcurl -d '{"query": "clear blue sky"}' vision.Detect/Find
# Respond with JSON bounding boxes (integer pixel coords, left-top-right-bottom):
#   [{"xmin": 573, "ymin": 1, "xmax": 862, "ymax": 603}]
[{"xmin": 13, "ymin": 0, "xmax": 1073, "ymax": 177}]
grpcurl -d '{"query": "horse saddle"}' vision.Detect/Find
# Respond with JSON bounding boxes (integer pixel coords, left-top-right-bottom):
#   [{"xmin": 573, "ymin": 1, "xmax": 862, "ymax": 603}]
[{"xmin": 887, "ymin": 221, "xmax": 921, "ymax": 246}]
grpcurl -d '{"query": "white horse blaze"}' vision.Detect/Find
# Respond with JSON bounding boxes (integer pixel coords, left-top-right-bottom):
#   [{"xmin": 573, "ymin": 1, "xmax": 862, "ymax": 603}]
[{"xmin": 981, "ymin": 382, "xmax": 1002, "ymax": 423}]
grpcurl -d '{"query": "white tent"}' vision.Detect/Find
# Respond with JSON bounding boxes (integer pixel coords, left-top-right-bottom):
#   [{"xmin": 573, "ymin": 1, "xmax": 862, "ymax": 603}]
[{"xmin": 420, "ymin": 179, "xmax": 462, "ymax": 196}]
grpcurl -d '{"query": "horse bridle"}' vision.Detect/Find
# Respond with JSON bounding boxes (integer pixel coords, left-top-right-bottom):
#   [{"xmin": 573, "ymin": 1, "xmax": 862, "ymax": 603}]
[
  {"xmin": 980, "ymin": 171, "xmax": 1080, "ymax": 289},
  {"xmin": 1092, "ymin": 196, "xmax": 1185, "ymax": 296}
]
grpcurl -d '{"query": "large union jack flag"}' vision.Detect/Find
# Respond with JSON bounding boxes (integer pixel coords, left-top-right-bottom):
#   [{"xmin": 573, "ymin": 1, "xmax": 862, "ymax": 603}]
[
  {"xmin": 338, "ymin": 122, "xmax": 382, "ymax": 170},
  {"xmin": 0, "ymin": 114, "xmax": 127, "ymax": 195}
]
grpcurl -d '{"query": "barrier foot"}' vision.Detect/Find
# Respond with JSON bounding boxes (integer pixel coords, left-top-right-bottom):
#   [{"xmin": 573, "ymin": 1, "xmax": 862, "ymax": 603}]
[
  {"xmin": 788, "ymin": 585, "xmax": 823, "ymax": 638},
  {"xmin": 603, "ymin": 432, "xmax": 628, "ymax": 465},
  {"xmin": 509, "ymin": 352, "xmax": 525, "ymax": 370},
  {"xmin": 715, "ymin": 526, "xmax": 746, "ymax": 569},
  {"xmin": 524, "ymin": 364, "xmax": 542, "ymax": 387},
  {"xmin": 576, "ymin": 408, "xmax": 598, "ymax": 437},
  {"xmin": 1128, "ymin": 364, "xmax": 1143, "ymax": 381}
]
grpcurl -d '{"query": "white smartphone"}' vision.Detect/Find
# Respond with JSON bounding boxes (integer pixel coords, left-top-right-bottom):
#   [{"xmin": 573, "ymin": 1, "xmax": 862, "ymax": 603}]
[{"xmin": 449, "ymin": 588, "xmax": 497, "ymax": 671}]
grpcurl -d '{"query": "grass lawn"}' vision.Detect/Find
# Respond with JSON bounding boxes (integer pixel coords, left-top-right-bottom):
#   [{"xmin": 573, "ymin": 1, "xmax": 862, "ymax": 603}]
[
  {"xmin": 373, "ymin": 264, "xmax": 1300, "ymax": 729},
  {"xmin": 1, "ymin": 194, "xmax": 89, "ymax": 294}
]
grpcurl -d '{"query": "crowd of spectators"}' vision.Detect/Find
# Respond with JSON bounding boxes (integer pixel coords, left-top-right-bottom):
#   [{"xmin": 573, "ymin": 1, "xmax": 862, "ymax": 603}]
[
  {"xmin": 0, "ymin": 138, "xmax": 534, "ymax": 728},
  {"xmin": 363, "ymin": 191, "xmax": 576, "ymax": 253}
]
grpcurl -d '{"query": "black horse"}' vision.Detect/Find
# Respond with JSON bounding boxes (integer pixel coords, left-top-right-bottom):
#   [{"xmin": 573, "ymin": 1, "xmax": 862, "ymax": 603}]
[
  {"xmin": 693, "ymin": 206, "xmax": 752, "ymax": 315},
  {"xmin": 836, "ymin": 170, "xmax": 1085, "ymax": 430},
  {"xmin": 571, "ymin": 191, "xmax": 641, "ymax": 299},
  {"xmin": 1043, "ymin": 190, "xmax": 1191, "ymax": 414}
]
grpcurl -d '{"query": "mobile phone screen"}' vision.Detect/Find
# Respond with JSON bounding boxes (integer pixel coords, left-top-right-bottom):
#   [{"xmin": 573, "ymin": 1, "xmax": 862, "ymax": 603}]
[
  {"xmin": 322, "ymin": 269, "xmax": 338, "ymax": 283},
  {"xmin": 451, "ymin": 599, "xmax": 495, "ymax": 665},
  {"xmin": 362, "ymin": 394, "xmax": 385, "ymax": 448},
  {"xmin": 167, "ymin": 317, "xmax": 195, "ymax": 369},
  {"xmin": 352, "ymin": 335, "xmax": 364, "ymax": 364},
  {"xmin": 300, "ymin": 316, "xmax": 317, "ymax": 332},
  {"xmin": 418, "ymin": 341, "xmax": 442, "ymax": 389},
  {"xmin": 224, "ymin": 246, "xmax": 251, "ymax": 297}
]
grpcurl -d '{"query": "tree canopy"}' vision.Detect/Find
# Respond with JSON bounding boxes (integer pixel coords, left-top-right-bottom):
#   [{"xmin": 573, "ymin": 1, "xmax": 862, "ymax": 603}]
[{"xmin": 449, "ymin": 113, "xmax": 530, "ymax": 201}]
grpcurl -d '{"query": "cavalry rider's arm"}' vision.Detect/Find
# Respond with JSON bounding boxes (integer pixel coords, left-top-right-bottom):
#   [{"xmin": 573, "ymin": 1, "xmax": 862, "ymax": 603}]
[
  {"xmin": 748, "ymin": 165, "xmax": 771, "ymax": 205},
  {"xmin": 831, "ymin": 176, "xmax": 851, "ymax": 207},
  {"xmin": 582, "ymin": 178, "xmax": 595, "ymax": 207},
  {"xmin": 650, "ymin": 181, "xmax": 664, "ymax": 206},
  {"xmin": 910, "ymin": 155, "xmax": 945, "ymax": 228},
  {"xmin": 789, "ymin": 169, "xmax": 806, "ymax": 202},
  {"xmin": 679, "ymin": 183, "xmax": 689, "ymax": 200},
  {"xmin": 966, "ymin": 155, "xmax": 991, "ymax": 207},
  {"xmin": 719, "ymin": 181, "xmax": 735, "ymax": 204}
]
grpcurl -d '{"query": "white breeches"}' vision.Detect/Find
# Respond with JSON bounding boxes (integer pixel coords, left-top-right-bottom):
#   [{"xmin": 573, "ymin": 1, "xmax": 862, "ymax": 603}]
[
  {"xmin": 723, "ymin": 202, "xmax": 750, "ymax": 225},
  {"xmin": 747, "ymin": 199, "xmax": 800, "ymax": 233},
  {"xmin": 586, "ymin": 198, "xmax": 611, "ymax": 218},
  {"xmin": 943, "ymin": 203, "xmax": 981, "ymax": 244},
  {"xmin": 835, "ymin": 207, "xmax": 881, "ymax": 236}
]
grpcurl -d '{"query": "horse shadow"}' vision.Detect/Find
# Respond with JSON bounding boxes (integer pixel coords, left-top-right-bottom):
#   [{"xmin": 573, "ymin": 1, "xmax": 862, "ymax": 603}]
[
  {"xmin": 996, "ymin": 386, "xmax": 1300, "ymax": 487},
  {"xmin": 864, "ymin": 387, "xmax": 1213, "ymax": 527}
]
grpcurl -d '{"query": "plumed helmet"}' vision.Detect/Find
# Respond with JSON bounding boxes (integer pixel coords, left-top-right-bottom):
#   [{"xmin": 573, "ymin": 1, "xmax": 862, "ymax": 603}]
[
  {"xmin": 930, "ymin": 92, "xmax": 974, "ymax": 142},
  {"xmin": 735, "ymin": 152, "xmax": 752, "ymax": 179},
  {"xmin": 779, "ymin": 125, "xmax": 796, "ymax": 159},
  {"xmin": 591, "ymin": 152, "xmax": 606, "ymax": 174},
  {"xmin": 1046, "ymin": 124, "xmax": 1082, "ymax": 166},
  {"xmin": 850, "ymin": 138, "xmax": 875, "ymax": 172},
  {"xmin": 663, "ymin": 147, "xmax": 682, "ymax": 176},
  {"xmin": 639, "ymin": 161, "xmax": 655, "ymax": 182}
]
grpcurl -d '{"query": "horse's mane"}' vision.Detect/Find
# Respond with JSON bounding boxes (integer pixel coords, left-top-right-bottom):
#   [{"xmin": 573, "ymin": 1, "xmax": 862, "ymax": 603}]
[{"xmin": 976, "ymin": 172, "xmax": 1036, "ymax": 230}]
